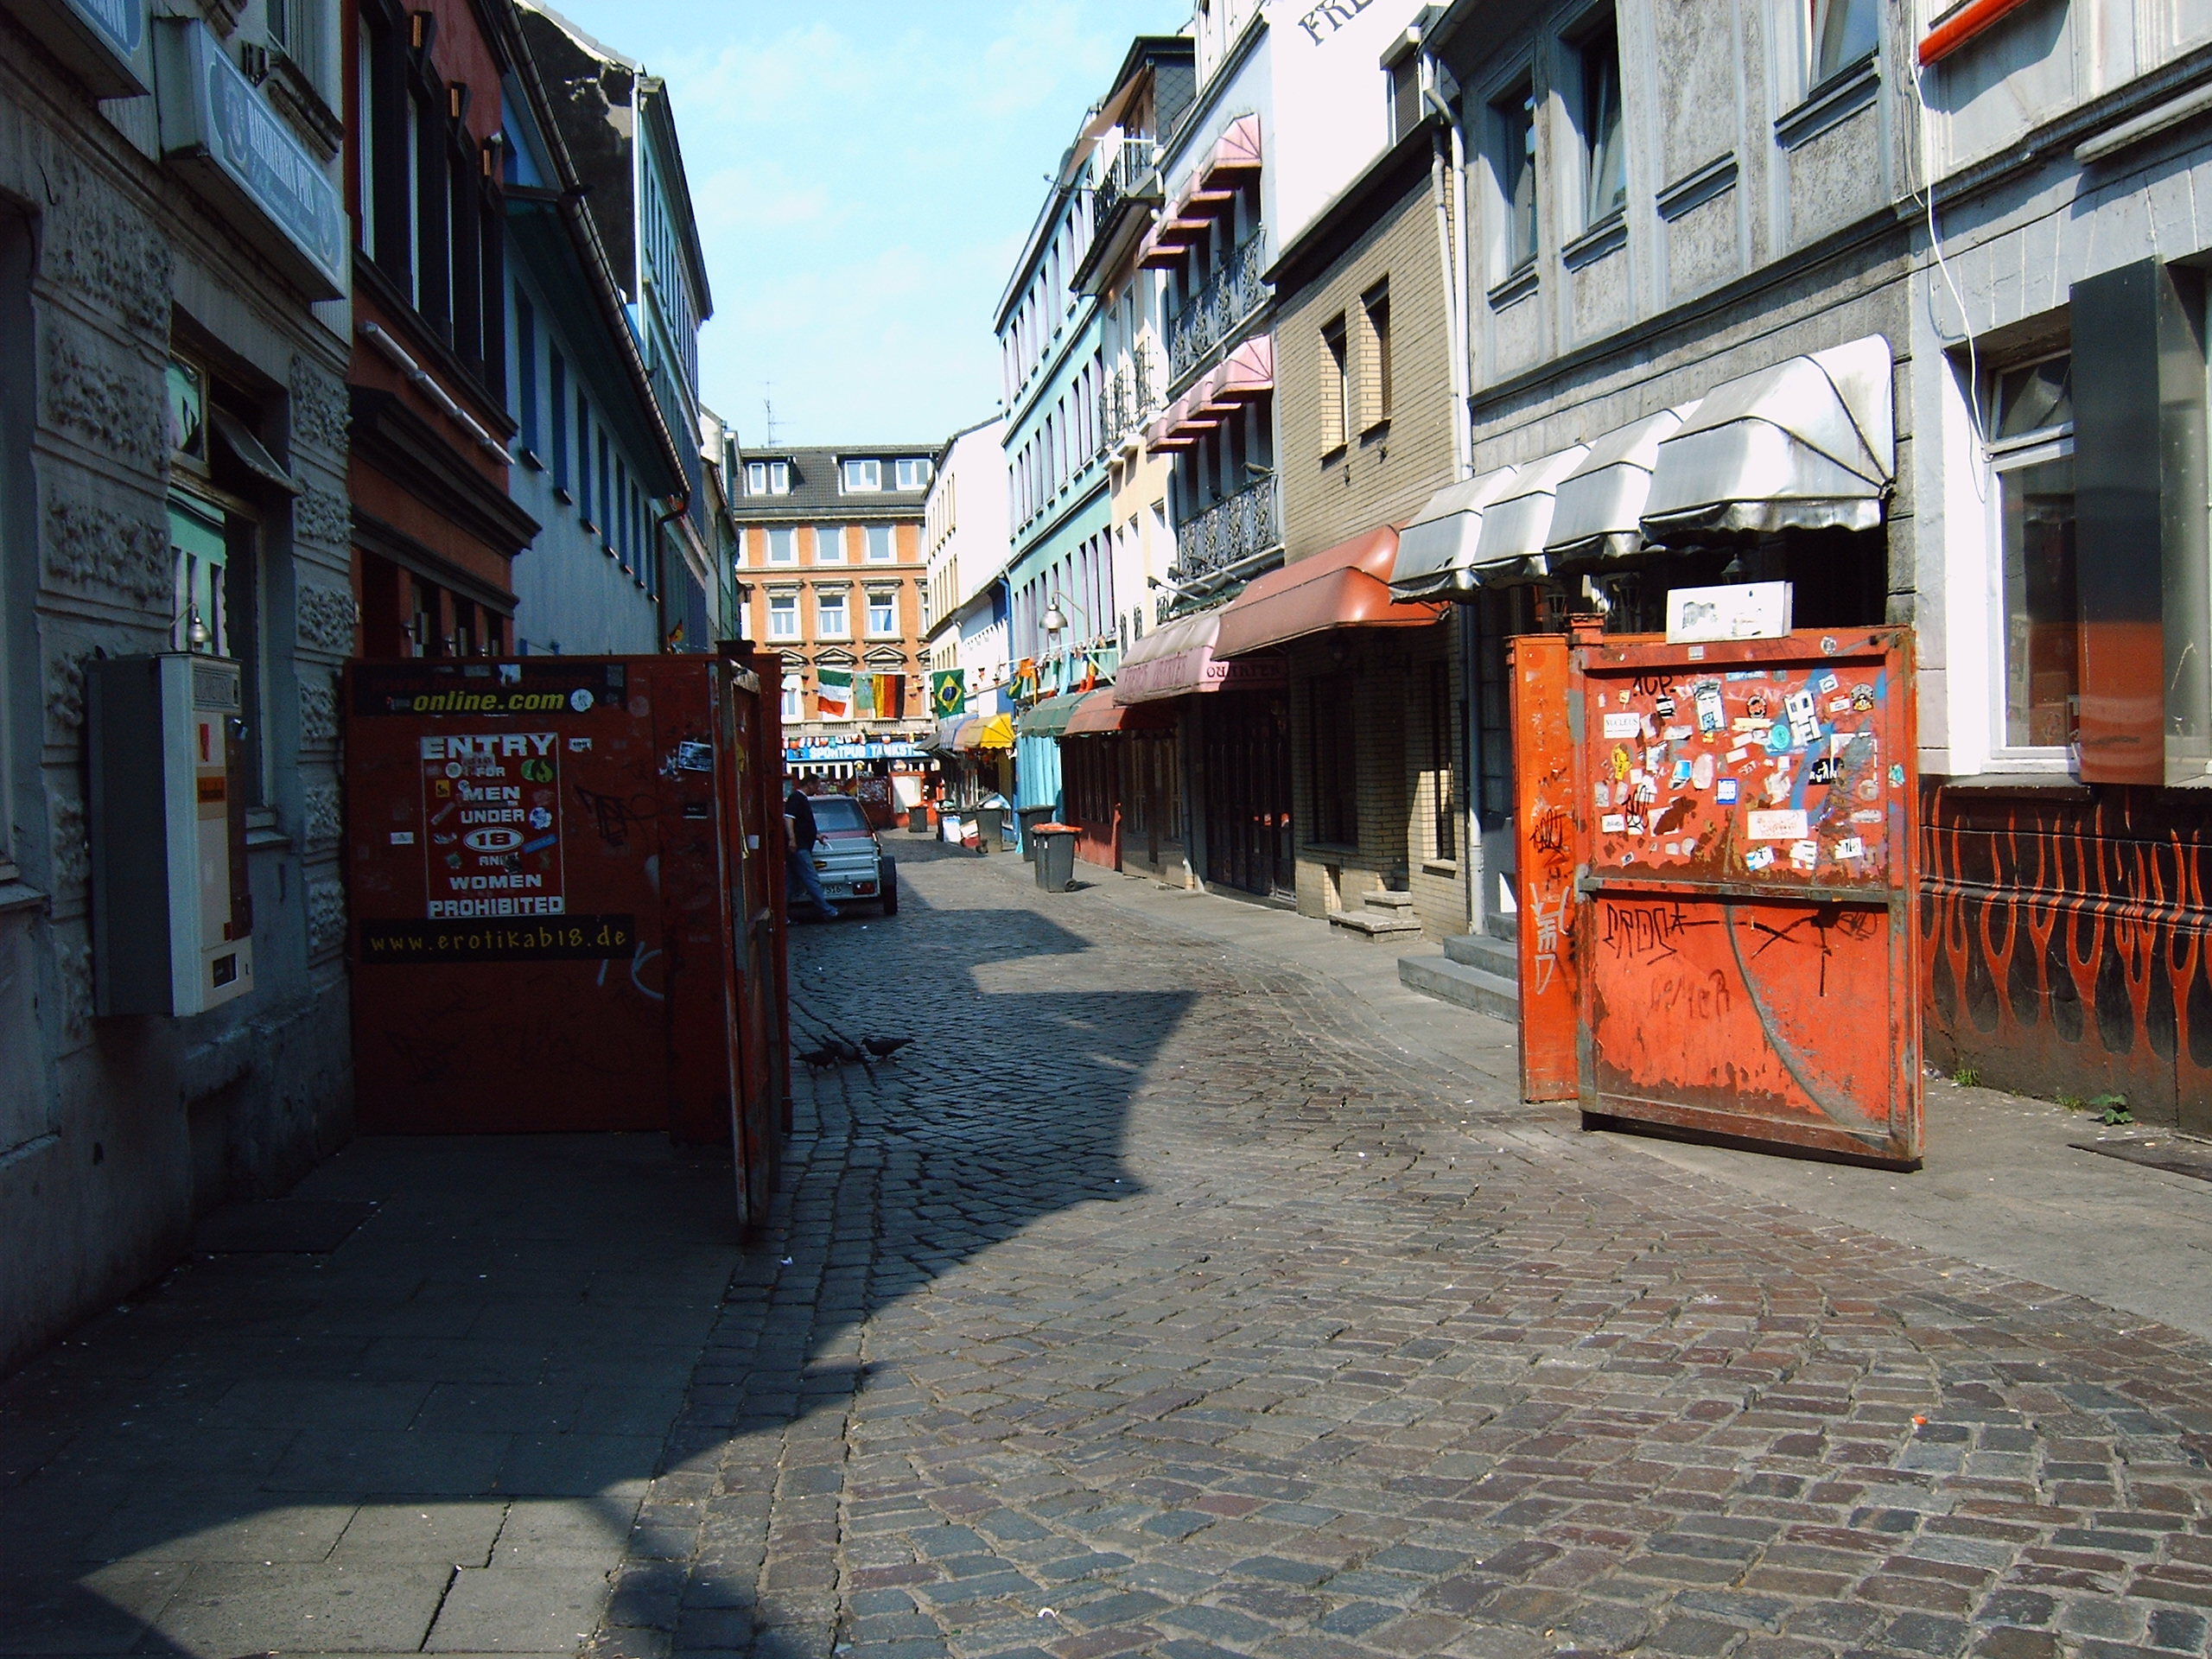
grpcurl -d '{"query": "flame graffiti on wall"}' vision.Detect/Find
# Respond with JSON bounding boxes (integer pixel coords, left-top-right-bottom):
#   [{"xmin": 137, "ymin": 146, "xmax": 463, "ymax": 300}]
[{"xmin": 1920, "ymin": 785, "xmax": 2210, "ymax": 1126}]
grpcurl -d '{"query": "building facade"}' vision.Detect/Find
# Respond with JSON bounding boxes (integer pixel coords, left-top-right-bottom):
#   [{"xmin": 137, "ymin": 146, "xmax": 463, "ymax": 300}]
[
  {"xmin": 500, "ymin": 22, "xmax": 690, "ymax": 657},
  {"xmin": 922, "ymin": 418, "xmax": 1015, "ymax": 803},
  {"xmin": 730, "ymin": 444, "xmax": 936, "ymax": 758},
  {"xmin": 2, "ymin": 0, "xmax": 355, "ymax": 1367},
  {"xmin": 516, "ymin": 2, "xmax": 715, "ymax": 650},
  {"xmin": 347, "ymin": 0, "xmax": 538, "ymax": 661}
]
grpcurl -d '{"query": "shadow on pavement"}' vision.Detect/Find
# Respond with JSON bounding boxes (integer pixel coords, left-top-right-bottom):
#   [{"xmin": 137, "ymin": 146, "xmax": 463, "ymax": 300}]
[{"xmin": 0, "ymin": 874, "xmax": 1185, "ymax": 1658}]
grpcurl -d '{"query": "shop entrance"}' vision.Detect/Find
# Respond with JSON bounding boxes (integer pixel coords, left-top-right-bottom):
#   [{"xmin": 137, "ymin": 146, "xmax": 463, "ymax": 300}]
[{"xmin": 1202, "ymin": 690, "xmax": 1293, "ymax": 899}]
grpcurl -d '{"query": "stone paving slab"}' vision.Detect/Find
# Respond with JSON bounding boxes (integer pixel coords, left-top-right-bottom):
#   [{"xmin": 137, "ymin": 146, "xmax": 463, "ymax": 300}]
[{"xmin": 601, "ymin": 844, "xmax": 2212, "ymax": 1659}]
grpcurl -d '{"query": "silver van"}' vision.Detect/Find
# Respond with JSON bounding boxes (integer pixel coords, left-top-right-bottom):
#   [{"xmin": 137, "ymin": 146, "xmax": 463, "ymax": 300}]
[{"xmin": 806, "ymin": 794, "xmax": 899, "ymax": 916}]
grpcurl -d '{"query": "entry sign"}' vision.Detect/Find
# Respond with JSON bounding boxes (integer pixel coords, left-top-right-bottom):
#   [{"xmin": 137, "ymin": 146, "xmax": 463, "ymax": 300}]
[{"xmin": 1571, "ymin": 626, "xmax": 1922, "ymax": 1164}]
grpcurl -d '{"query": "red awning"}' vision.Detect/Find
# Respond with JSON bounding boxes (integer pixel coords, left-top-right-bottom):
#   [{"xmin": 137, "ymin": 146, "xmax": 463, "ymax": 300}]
[
  {"xmin": 1137, "ymin": 117, "xmax": 1262, "ymax": 270},
  {"xmin": 1214, "ymin": 526, "xmax": 1445, "ymax": 658},
  {"xmin": 1202, "ymin": 114, "xmax": 1262, "ymax": 188},
  {"xmin": 1063, "ymin": 689, "xmax": 1177, "ymax": 735}
]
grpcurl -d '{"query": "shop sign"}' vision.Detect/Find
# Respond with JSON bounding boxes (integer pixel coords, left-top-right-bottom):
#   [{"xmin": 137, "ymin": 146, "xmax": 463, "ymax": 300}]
[
  {"xmin": 156, "ymin": 19, "xmax": 348, "ymax": 299},
  {"xmin": 416, "ymin": 731, "xmax": 567, "ymax": 920},
  {"xmin": 15, "ymin": 0, "xmax": 148, "ymax": 96},
  {"xmin": 784, "ymin": 741, "xmax": 924, "ymax": 762},
  {"xmin": 1204, "ymin": 654, "xmax": 1287, "ymax": 691}
]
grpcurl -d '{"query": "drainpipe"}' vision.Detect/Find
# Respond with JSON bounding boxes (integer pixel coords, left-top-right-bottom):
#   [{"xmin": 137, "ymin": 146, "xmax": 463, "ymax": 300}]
[
  {"xmin": 653, "ymin": 493, "xmax": 693, "ymax": 650},
  {"xmin": 1421, "ymin": 54, "xmax": 1471, "ymax": 483}
]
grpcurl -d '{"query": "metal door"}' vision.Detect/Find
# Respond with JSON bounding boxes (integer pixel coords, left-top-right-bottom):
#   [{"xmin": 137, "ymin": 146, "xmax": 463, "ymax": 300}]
[
  {"xmin": 1572, "ymin": 626, "xmax": 1922, "ymax": 1164},
  {"xmin": 721, "ymin": 663, "xmax": 781, "ymax": 1227},
  {"xmin": 1510, "ymin": 635, "xmax": 1580, "ymax": 1102}
]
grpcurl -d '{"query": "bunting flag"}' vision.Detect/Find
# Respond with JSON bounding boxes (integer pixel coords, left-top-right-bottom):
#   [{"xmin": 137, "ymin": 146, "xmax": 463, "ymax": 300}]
[
  {"xmin": 872, "ymin": 674, "xmax": 904, "ymax": 719},
  {"xmin": 816, "ymin": 668, "xmax": 854, "ymax": 721},
  {"xmin": 931, "ymin": 670, "xmax": 967, "ymax": 718}
]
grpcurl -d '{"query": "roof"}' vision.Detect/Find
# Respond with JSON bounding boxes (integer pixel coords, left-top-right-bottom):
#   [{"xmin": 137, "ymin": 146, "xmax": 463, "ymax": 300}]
[{"xmin": 728, "ymin": 444, "xmax": 938, "ymax": 521}]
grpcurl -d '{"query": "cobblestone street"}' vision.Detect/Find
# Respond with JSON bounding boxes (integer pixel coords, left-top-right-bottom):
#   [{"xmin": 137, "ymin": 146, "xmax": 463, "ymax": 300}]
[
  {"xmin": 599, "ymin": 847, "xmax": 2212, "ymax": 1659},
  {"xmin": 7, "ymin": 844, "xmax": 2212, "ymax": 1659}
]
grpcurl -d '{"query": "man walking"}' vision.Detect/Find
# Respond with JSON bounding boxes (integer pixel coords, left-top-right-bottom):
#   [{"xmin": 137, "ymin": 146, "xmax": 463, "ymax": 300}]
[{"xmin": 783, "ymin": 780, "xmax": 838, "ymax": 922}]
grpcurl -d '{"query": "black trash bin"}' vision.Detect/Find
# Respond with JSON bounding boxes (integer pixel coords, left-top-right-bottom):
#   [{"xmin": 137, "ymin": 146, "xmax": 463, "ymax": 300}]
[
  {"xmin": 970, "ymin": 805, "xmax": 1006, "ymax": 855},
  {"xmin": 1017, "ymin": 805, "xmax": 1053, "ymax": 861},
  {"xmin": 1033, "ymin": 824, "xmax": 1077, "ymax": 893}
]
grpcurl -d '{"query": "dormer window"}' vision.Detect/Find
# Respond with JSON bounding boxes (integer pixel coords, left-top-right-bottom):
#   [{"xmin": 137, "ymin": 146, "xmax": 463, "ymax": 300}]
[
  {"xmin": 842, "ymin": 458, "xmax": 882, "ymax": 492},
  {"xmin": 894, "ymin": 457, "xmax": 932, "ymax": 491},
  {"xmin": 747, "ymin": 460, "xmax": 789, "ymax": 494}
]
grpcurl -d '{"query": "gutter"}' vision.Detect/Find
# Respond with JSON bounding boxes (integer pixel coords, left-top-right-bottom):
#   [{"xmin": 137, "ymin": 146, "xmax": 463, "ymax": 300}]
[{"xmin": 359, "ymin": 322, "xmax": 511, "ymax": 462}]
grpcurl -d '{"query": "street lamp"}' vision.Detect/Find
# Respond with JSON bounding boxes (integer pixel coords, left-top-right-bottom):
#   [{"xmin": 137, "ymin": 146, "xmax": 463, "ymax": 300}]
[{"xmin": 1041, "ymin": 592, "xmax": 1090, "ymax": 643}]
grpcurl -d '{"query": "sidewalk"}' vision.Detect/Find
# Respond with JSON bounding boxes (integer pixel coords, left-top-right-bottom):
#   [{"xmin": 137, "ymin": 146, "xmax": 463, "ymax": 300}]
[{"xmin": 976, "ymin": 844, "xmax": 2212, "ymax": 1344}]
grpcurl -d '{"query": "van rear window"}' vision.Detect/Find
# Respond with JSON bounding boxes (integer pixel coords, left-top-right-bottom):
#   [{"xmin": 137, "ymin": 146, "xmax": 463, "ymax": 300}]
[{"xmin": 810, "ymin": 797, "xmax": 868, "ymax": 832}]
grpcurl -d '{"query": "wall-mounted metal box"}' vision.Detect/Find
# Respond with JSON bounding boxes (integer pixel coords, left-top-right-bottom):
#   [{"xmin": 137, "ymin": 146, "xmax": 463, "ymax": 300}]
[{"xmin": 87, "ymin": 654, "xmax": 254, "ymax": 1017}]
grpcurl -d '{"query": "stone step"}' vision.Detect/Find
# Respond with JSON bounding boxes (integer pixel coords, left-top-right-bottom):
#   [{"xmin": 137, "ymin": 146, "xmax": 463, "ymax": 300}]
[
  {"xmin": 1445, "ymin": 932, "xmax": 1517, "ymax": 978},
  {"xmin": 1328, "ymin": 909, "xmax": 1424, "ymax": 943},
  {"xmin": 1397, "ymin": 954, "xmax": 1520, "ymax": 1022},
  {"xmin": 1487, "ymin": 911, "xmax": 1519, "ymax": 944},
  {"xmin": 1363, "ymin": 888, "xmax": 1416, "ymax": 912}
]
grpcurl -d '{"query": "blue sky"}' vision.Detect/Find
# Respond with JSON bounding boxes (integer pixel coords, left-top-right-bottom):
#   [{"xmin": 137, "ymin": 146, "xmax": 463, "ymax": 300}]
[{"xmin": 541, "ymin": 1, "xmax": 1190, "ymax": 449}]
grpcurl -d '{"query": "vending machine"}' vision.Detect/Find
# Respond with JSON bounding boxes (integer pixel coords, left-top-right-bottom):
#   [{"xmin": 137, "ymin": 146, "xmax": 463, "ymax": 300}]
[{"xmin": 87, "ymin": 653, "xmax": 254, "ymax": 1017}]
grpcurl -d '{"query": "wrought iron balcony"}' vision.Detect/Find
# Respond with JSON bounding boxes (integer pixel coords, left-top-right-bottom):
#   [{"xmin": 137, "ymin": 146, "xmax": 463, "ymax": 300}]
[
  {"xmin": 1172, "ymin": 474, "xmax": 1280, "ymax": 584},
  {"xmin": 1100, "ymin": 346, "xmax": 1160, "ymax": 450},
  {"xmin": 1091, "ymin": 136, "xmax": 1160, "ymax": 236},
  {"xmin": 1166, "ymin": 225, "xmax": 1269, "ymax": 385}
]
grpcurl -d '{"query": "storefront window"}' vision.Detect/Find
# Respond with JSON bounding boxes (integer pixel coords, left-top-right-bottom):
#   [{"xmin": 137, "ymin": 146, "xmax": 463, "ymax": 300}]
[
  {"xmin": 1308, "ymin": 674, "xmax": 1357, "ymax": 847},
  {"xmin": 1990, "ymin": 354, "xmax": 2076, "ymax": 753}
]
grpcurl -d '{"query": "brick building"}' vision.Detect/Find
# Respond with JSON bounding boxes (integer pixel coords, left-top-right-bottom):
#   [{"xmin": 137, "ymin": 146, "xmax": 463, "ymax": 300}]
[{"xmin": 729, "ymin": 444, "xmax": 936, "ymax": 760}]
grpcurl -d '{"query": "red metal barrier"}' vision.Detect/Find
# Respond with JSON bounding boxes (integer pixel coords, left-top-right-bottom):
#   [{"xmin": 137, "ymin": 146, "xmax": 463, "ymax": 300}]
[
  {"xmin": 345, "ymin": 655, "xmax": 788, "ymax": 1211},
  {"xmin": 1510, "ymin": 634, "xmax": 1581, "ymax": 1103},
  {"xmin": 1570, "ymin": 627, "xmax": 1922, "ymax": 1165}
]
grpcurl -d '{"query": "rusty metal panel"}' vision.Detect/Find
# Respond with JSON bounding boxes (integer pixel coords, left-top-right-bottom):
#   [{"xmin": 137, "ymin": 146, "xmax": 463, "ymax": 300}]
[
  {"xmin": 1510, "ymin": 635, "xmax": 1580, "ymax": 1103},
  {"xmin": 1572, "ymin": 627, "xmax": 1922, "ymax": 1164}
]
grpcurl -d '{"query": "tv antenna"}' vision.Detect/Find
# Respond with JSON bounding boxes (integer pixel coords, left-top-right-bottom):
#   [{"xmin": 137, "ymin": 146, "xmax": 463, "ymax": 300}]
[{"xmin": 761, "ymin": 385, "xmax": 779, "ymax": 447}]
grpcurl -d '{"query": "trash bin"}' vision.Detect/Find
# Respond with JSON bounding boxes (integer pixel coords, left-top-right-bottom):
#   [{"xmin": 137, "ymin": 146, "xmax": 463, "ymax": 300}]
[
  {"xmin": 1017, "ymin": 805, "xmax": 1054, "ymax": 861},
  {"xmin": 910, "ymin": 804, "xmax": 935, "ymax": 835},
  {"xmin": 1033, "ymin": 824, "xmax": 1078, "ymax": 893},
  {"xmin": 970, "ymin": 805, "xmax": 1006, "ymax": 855}
]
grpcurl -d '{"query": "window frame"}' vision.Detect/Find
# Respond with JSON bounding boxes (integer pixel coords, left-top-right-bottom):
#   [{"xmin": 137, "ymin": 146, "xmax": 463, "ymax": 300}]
[
  {"xmin": 813, "ymin": 524, "xmax": 845, "ymax": 563},
  {"xmin": 865, "ymin": 524, "xmax": 895, "ymax": 563},
  {"xmin": 1487, "ymin": 75, "xmax": 1541, "ymax": 283},
  {"xmin": 767, "ymin": 593, "xmax": 799, "ymax": 639},
  {"xmin": 1808, "ymin": 0, "xmax": 1879, "ymax": 90},
  {"xmin": 1571, "ymin": 12, "xmax": 1628, "ymax": 232},
  {"xmin": 816, "ymin": 587, "xmax": 850, "ymax": 639},
  {"xmin": 1320, "ymin": 314, "xmax": 1350, "ymax": 455},
  {"xmin": 766, "ymin": 526, "xmax": 797, "ymax": 566},
  {"xmin": 1985, "ymin": 422, "xmax": 2078, "ymax": 768},
  {"xmin": 842, "ymin": 457, "xmax": 882, "ymax": 493},
  {"xmin": 866, "ymin": 588, "xmax": 899, "ymax": 638}
]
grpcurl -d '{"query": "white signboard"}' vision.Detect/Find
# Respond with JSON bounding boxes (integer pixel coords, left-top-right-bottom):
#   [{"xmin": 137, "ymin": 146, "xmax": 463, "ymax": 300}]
[{"xmin": 1665, "ymin": 582, "xmax": 1793, "ymax": 645}]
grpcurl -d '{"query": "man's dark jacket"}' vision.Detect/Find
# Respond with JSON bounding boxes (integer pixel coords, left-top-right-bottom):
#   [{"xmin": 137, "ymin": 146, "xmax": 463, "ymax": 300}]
[{"xmin": 785, "ymin": 789, "xmax": 819, "ymax": 850}]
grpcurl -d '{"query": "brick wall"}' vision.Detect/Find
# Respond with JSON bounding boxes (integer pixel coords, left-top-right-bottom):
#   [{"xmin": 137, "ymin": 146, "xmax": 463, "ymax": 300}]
[{"xmin": 1276, "ymin": 176, "xmax": 1458, "ymax": 566}]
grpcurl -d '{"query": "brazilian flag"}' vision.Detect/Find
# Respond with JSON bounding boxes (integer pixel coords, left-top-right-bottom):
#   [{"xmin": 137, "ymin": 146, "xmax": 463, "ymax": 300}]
[{"xmin": 931, "ymin": 670, "xmax": 966, "ymax": 718}]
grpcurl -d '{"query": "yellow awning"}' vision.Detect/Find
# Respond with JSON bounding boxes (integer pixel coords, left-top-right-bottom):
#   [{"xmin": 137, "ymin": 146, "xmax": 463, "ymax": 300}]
[{"xmin": 977, "ymin": 713, "xmax": 1015, "ymax": 750}]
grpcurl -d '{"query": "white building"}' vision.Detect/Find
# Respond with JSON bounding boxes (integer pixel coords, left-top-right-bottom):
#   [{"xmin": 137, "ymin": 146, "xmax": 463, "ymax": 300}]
[{"xmin": 924, "ymin": 418, "xmax": 1014, "ymax": 713}]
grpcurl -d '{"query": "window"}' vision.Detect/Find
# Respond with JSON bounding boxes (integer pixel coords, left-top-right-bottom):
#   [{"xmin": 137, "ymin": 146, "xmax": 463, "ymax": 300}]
[
  {"xmin": 1578, "ymin": 19, "xmax": 1626, "ymax": 226},
  {"xmin": 355, "ymin": 19, "xmax": 376, "ymax": 252},
  {"xmin": 269, "ymin": 0, "xmax": 327, "ymax": 94},
  {"xmin": 781, "ymin": 672, "xmax": 803, "ymax": 719},
  {"xmin": 768, "ymin": 594, "xmax": 798, "ymax": 639},
  {"xmin": 817, "ymin": 589, "xmax": 849, "ymax": 638},
  {"xmin": 814, "ymin": 524, "xmax": 844, "ymax": 563},
  {"xmin": 1321, "ymin": 315, "xmax": 1350, "ymax": 453},
  {"xmin": 1811, "ymin": 0, "xmax": 1878, "ymax": 84},
  {"xmin": 1429, "ymin": 660, "xmax": 1457, "ymax": 861},
  {"xmin": 865, "ymin": 524, "xmax": 895, "ymax": 563},
  {"xmin": 406, "ymin": 89, "xmax": 424, "ymax": 302},
  {"xmin": 842, "ymin": 458, "xmax": 881, "ymax": 492},
  {"xmin": 1989, "ymin": 354, "xmax": 2076, "ymax": 752},
  {"xmin": 575, "ymin": 391, "xmax": 593, "ymax": 522},
  {"xmin": 549, "ymin": 349, "xmax": 568, "ymax": 494},
  {"xmin": 1360, "ymin": 282, "xmax": 1391, "ymax": 432},
  {"xmin": 867, "ymin": 590, "xmax": 897, "ymax": 636},
  {"xmin": 747, "ymin": 460, "xmax": 789, "ymax": 495},
  {"xmin": 169, "ymin": 495, "xmax": 229, "ymax": 656},
  {"xmin": 1494, "ymin": 82, "xmax": 1539, "ymax": 274},
  {"xmin": 1308, "ymin": 675, "xmax": 1358, "ymax": 846},
  {"xmin": 767, "ymin": 527, "xmax": 796, "ymax": 565},
  {"xmin": 514, "ymin": 291, "xmax": 537, "ymax": 456},
  {"xmin": 895, "ymin": 458, "xmax": 932, "ymax": 491},
  {"xmin": 597, "ymin": 430, "xmax": 612, "ymax": 546}
]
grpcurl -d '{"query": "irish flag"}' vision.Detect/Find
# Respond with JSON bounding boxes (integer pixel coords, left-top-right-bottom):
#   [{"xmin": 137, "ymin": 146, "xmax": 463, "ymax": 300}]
[{"xmin": 816, "ymin": 669, "xmax": 854, "ymax": 720}]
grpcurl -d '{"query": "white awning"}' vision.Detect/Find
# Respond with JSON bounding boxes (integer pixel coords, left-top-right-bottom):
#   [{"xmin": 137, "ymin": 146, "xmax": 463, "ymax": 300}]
[
  {"xmin": 1640, "ymin": 335, "xmax": 1895, "ymax": 540},
  {"xmin": 1543, "ymin": 404, "xmax": 1698, "ymax": 563},
  {"xmin": 1385, "ymin": 466, "xmax": 1520, "ymax": 600},
  {"xmin": 1465, "ymin": 445, "xmax": 1591, "ymax": 585}
]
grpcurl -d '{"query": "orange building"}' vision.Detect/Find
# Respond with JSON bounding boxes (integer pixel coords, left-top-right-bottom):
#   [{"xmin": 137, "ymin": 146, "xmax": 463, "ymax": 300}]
[{"xmin": 729, "ymin": 445, "xmax": 937, "ymax": 758}]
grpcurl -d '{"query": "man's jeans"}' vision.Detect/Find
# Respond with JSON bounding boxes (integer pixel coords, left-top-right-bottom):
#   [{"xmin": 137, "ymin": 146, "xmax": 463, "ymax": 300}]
[{"xmin": 785, "ymin": 847, "xmax": 837, "ymax": 919}]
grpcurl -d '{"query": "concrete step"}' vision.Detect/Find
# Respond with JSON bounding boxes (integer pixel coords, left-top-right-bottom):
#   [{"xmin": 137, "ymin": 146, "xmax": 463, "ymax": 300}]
[
  {"xmin": 1329, "ymin": 909, "xmax": 1424, "ymax": 943},
  {"xmin": 1397, "ymin": 954, "xmax": 1519, "ymax": 1021},
  {"xmin": 1363, "ymin": 889, "xmax": 1416, "ymax": 912},
  {"xmin": 1487, "ymin": 912, "xmax": 1519, "ymax": 944},
  {"xmin": 1445, "ymin": 933, "xmax": 1517, "ymax": 978}
]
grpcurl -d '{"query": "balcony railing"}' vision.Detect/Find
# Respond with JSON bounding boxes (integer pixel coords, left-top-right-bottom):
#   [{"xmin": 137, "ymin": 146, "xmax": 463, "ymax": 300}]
[
  {"xmin": 1091, "ymin": 135, "xmax": 1160, "ymax": 234},
  {"xmin": 1166, "ymin": 224, "xmax": 1269, "ymax": 384},
  {"xmin": 1100, "ymin": 346, "xmax": 1160, "ymax": 450},
  {"xmin": 1173, "ymin": 474, "xmax": 1280, "ymax": 584}
]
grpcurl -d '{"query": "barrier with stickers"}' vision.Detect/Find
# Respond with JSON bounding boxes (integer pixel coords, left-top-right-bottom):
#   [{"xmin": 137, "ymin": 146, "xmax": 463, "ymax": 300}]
[
  {"xmin": 1567, "ymin": 624, "xmax": 1922, "ymax": 1165},
  {"xmin": 344, "ymin": 653, "xmax": 790, "ymax": 1222}
]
